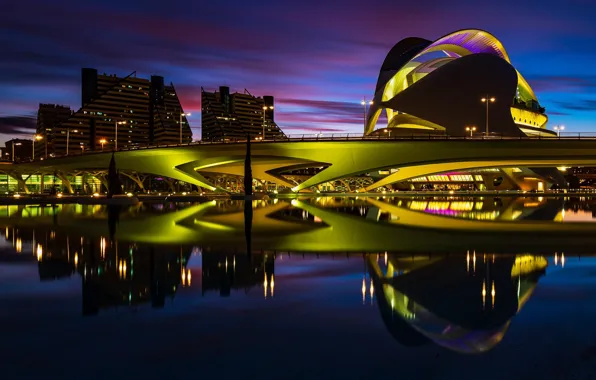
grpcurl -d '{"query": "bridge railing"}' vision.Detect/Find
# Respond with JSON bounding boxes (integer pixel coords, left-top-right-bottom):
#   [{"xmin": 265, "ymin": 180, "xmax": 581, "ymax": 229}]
[{"xmin": 21, "ymin": 131, "xmax": 596, "ymax": 163}]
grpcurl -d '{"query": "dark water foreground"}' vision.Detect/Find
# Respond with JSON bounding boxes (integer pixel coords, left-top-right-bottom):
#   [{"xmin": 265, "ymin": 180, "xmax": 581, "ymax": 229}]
[{"xmin": 1, "ymin": 196, "xmax": 596, "ymax": 379}]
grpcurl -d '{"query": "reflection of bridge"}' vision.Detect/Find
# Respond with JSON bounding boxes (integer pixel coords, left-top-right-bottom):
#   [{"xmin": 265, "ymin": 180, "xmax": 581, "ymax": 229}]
[
  {"xmin": 368, "ymin": 254, "xmax": 547, "ymax": 353},
  {"xmin": 1, "ymin": 197, "xmax": 596, "ymax": 253},
  {"xmin": 8, "ymin": 138, "xmax": 596, "ymax": 193}
]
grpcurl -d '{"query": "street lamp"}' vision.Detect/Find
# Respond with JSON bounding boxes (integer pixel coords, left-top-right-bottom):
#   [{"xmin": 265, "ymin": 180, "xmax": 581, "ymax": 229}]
[
  {"xmin": 465, "ymin": 126, "xmax": 477, "ymax": 137},
  {"xmin": 383, "ymin": 128, "xmax": 391, "ymax": 138},
  {"xmin": 115, "ymin": 120, "xmax": 127, "ymax": 151},
  {"xmin": 480, "ymin": 95, "xmax": 496, "ymax": 136},
  {"xmin": 12, "ymin": 142, "xmax": 22, "ymax": 162},
  {"xmin": 33, "ymin": 134, "xmax": 43, "ymax": 161},
  {"xmin": 66, "ymin": 129, "xmax": 78, "ymax": 156},
  {"xmin": 180, "ymin": 112, "xmax": 191, "ymax": 144},
  {"xmin": 361, "ymin": 97, "xmax": 373, "ymax": 129},
  {"xmin": 99, "ymin": 138, "xmax": 107, "ymax": 151},
  {"xmin": 262, "ymin": 106, "xmax": 274, "ymax": 140},
  {"xmin": 80, "ymin": 144, "xmax": 85, "ymax": 154},
  {"xmin": 553, "ymin": 125, "xmax": 565, "ymax": 137}
]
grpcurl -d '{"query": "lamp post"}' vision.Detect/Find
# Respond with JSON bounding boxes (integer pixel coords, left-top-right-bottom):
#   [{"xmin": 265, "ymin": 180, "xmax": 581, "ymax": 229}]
[
  {"xmin": 33, "ymin": 134, "xmax": 43, "ymax": 161},
  {"xmin": 80, "ymin": 144, "xmax": 84, "ymax": 155},
  {"xmin": 480, "ymin": 95, "xmax": 496, "ymax": 136},
  {"xmin": 115, "ymin": 120, "xmax": 126, "ymax": 151},
  {"xmin": 262, "ymin": 106, "xmax": 273, "ymax": 140},
  {"xmin": 12, "ymin": 142, "xmax": 22, "ymax": 162},
  {"xmin": 465, "ymin": 126, "xmax": 477, "ymax": 137},
  {"xmin": 383, "ymin": 128, "xmax": 391, "ymax": 138},
  {"xmin": 99, "ymin": 138, "xmax": 107, "ymax": 151},
  {"xmin": 66, "ymin": 129, "xmax": 78, "ymax": 156},
  {"xmin": 553, "ymin": 125, "xmax": 565, "ymax": 137},
  {"xmin": 361, "ymin": 97, "xmax": 373, "ymax": 129},
  {"xmin": 179, "ymin": 112, "xmax": 191, "ymax": 144}
]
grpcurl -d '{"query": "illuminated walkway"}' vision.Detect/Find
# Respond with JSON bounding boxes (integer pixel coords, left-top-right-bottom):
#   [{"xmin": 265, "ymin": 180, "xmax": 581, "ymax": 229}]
[{"xmin": 7, "ymin": 137, "xmax": 596, "ymax": 193}]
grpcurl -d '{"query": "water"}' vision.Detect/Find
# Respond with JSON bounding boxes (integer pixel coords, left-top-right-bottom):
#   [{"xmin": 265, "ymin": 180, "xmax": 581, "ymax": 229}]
[{"xmin": 2, "ymin": 196, "xmax": 596, "ymax": 379}]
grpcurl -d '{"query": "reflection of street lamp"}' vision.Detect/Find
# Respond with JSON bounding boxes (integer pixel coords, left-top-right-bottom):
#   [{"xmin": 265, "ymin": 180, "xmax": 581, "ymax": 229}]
[
  {"xmin": 361, "ymin": 97, "xmax": 373, "ymax": 129},
  {"xmin": 481, "ymin": 95, "xmax": 496, "ymax": 136},
  {"xmin": 465, "ymin": 126, "xmax": 477, "ymax": 137},
  {"xmin": 99, "ymin": 138, "xmax": 107, "ymax": 151},
  {"xmin": 180, "ymin": 112, "xmax": 191, "ymax": 144},
  {"xmin": 66, "ymin": 129, "xmax": 78, "ymax": 156},
  {"xmin": 115, "ymin": 120, "xmax": 126, "ymax": 151},
  {"xmin": 12, "ymin": 142, "xmax": 22, "ymax": 162},
  {"xmin": 262, "ymin": 106, "xmax": 273, "ymax": 140},
  {"xmin": 33, "ymin": 134, "xmax": 43, "ymax": 160},
  {"xmin": 553, "ymin": 125, "xmax": 565, "ymax": 137}
]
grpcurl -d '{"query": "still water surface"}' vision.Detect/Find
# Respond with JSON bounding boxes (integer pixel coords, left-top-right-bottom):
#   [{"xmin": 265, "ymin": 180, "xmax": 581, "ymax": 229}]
[{"xmin": 2, "ymin": 196, "xmax": 596, "ymax": 379}]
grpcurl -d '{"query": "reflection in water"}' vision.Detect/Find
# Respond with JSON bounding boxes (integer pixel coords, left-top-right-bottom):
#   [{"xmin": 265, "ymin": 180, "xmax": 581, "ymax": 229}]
[
  {"xmin": 2, "ymin": 219, "xmax": 551, "ymax": 354},
  {"xmin": 1, "ymin": 196, "xmax": 595, "ymax": 359},
  {"xmin": 367, "ymin": 253, "xmax": 547, "ymax": 353}
]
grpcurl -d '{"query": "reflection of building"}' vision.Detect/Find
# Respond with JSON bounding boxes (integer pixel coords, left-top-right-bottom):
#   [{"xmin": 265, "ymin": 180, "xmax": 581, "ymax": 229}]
[
  {"xmin": 23, "ymin": 228, "xmax": 192, "ymax": 315},
  {"xmin": 37, "ymin": 68, "xmax": 192, "ymax": 156},
  {"xmin": 201, "ymin": 253, "xmax": 274, "ymax": 297},
  {"xmin": 367, "ymin": 253, "xmax": 547, "ymax": 353},
  {"xmin": 366, "ymin": 29, "xmax": 553, "ymax": 138},
  {"xmin": 201, "ymin": 86, "xmax": 286, "ymax": 142},
  {"xmin": 2, "ymin": 139, "xmax": 33, "ymax": 162}
]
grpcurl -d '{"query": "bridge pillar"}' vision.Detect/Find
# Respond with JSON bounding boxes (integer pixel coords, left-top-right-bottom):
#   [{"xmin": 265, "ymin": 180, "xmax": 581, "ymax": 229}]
[
  {"xmin": 8, "ymin": 173, "xmax": 29, "ymax": 194},
  {"xmin": 56, "ymin": 172, "xmax": 74, "ymax": 194},
  {"xmin": 121, "ymin": 172, "xmax": 146, "ymax": 193},
  {"xmin": 94, "ymin": 174, "xmax": 108, "ymax": 193}
]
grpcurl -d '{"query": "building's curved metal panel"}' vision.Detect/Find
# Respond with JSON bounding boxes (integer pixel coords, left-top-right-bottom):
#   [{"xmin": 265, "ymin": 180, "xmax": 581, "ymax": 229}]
[{"xmin": 367, "ymin": 29, "xmax": 545, "ymax": 136}]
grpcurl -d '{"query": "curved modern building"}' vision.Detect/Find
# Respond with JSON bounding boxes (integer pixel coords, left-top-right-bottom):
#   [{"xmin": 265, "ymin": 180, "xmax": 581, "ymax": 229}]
[{"xmin": 366, "ymin": 29, "xmax": 555, "ymax": 138}]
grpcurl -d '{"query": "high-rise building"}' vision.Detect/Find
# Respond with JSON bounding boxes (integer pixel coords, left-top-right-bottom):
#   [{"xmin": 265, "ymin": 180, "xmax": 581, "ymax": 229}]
[
  {"xmin": 36, "ymin": 68, "xmax": 192, "ymax": 157},
  {"xmin": 201, "ymin": 86, "xmax": 286, "ymax": 142},
  {"xmin": 35, "ymin": 104, "xmax": 72, "ymax": 159}
]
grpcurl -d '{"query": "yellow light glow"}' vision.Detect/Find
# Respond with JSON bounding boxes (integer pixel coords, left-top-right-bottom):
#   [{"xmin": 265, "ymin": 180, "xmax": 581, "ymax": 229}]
[
  {"xmin": 270, "ymin": 274, "xmax": 274, "ymax": 297},
  {"xmin": 36, "ymin": 244, "xmax": 43, "ymax": 261},
  {"xmin": 361, "ymin": 277, "xmax": 366, "ymax": 304},
  {"xmin": 15, "ymin": 238, "xmax": 22, "ymax": 253},
  {"xmin": 74, "ymin": 252, "xmax": 79, "ymax": 267},
  {"xmin": 57, "ymin": 193, "xmax": 63, "ymax": 198},
  {"xmin": 13, "ymin": 194, "xmax": 20, "ymax": 199}
]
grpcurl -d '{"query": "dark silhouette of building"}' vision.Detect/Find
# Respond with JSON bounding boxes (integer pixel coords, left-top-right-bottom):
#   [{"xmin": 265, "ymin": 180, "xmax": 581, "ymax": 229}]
[
  {"xmin": 35, "ymin": 104, "xmax": 72, "ymax": 159},
  {"xmin": 2, "ymin": 139, "xmax": 33, "ymax": 162},
  {"xmin": 201, "ymin": 86, "xmax": 286, "ymax": 141}
]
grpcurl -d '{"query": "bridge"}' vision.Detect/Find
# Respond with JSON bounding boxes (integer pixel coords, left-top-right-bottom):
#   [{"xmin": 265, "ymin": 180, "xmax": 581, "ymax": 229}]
[{"xmin": 6, "ymin": 134, "xmax": 596, "ymax": 193}]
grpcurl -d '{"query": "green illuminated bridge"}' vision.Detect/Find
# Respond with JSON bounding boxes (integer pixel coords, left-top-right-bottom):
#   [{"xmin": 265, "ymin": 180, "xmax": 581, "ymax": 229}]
[{"xmin": 5, "ymin": 135, "xmax": 596, "ymax": 193}]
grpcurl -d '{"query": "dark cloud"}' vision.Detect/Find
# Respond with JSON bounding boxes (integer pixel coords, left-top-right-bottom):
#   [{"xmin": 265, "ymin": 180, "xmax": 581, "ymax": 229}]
[
  {"xmin": 526, "ymin": 75, "xmax": 596, "ymax": 93},
  {"xmin": 0, "ymin": 117, "xmax": 36, "ymax": 135},
  {"xmin": 554, "ymin": 100, "xmax": 596, "ymax": 112}
]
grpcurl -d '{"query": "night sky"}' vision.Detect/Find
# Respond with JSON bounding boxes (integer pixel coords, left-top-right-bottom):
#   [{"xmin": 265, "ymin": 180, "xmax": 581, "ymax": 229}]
[{"xmin": 1, "ymin": 0, "xmax": 596, "ymax": 144}]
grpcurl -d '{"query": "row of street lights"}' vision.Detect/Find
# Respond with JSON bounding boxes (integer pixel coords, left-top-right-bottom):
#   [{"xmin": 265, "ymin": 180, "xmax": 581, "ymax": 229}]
[
  {"xmin": 29, "ymin": 112, "xmax": 192, "ymax": 161},
  {"xmin": 362, "ymin": 94, "xmax": 567, "ymax": 137}
]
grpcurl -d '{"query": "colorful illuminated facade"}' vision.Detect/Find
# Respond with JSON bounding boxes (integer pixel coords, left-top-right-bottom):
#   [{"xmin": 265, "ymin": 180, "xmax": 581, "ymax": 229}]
[{"xmin": 365, "ymin": 29, "xmax": 554, "ymax": 138}]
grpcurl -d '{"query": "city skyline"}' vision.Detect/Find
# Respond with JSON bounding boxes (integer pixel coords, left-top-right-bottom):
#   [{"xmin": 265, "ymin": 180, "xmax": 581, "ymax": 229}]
[{"xmin": 1, "ymin": 0, "xmax": 596, "ymax": 144}]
